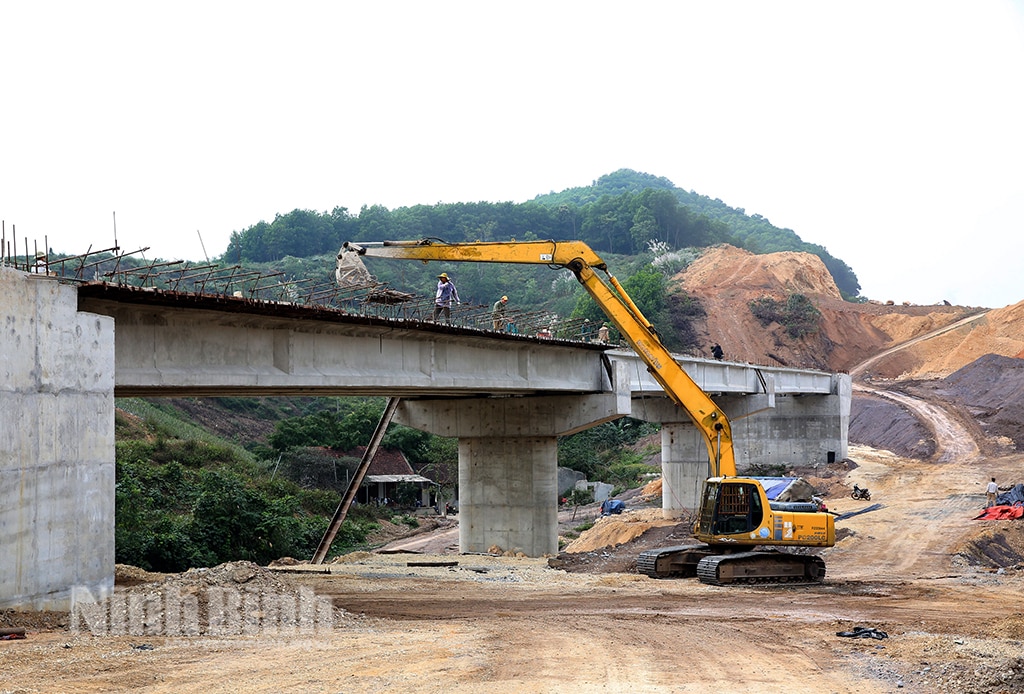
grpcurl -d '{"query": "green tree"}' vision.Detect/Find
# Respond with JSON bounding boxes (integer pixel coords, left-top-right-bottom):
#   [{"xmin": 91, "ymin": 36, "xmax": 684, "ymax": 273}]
[
  {"xmin": 188, "ymin": 469, "xmax": 267, "ymax": 564},
  {"xmin": 630, "ymin": 206, "xmax": 660, "ymax": 251},
  {"xmin": 748, "ymin": 293, "xmax": 821, "ymax": 338},
  {"xmin": 332, "ymin": 400, "xmax": 388, "ymax": 451},
  {"xmin": 269, "ymin": 410, "xmax": 340, "ymax": 451},
  {"xmin": 420, "ymin": 436, "xmax": 458, "ymax": 506},
  {"xmin": 620, "ymin": 267, "xmax": 667, "ymax": 321}
]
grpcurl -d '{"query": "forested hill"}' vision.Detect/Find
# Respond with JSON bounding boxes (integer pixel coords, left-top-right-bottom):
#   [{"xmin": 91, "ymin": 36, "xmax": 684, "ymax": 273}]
[
  {"xmin": 223, "ymin": 169, "xmax": 860, "ymax": 299},
  {"xmin": 532, "ymin": 170, "xmax": 858, "ymax": 297}
]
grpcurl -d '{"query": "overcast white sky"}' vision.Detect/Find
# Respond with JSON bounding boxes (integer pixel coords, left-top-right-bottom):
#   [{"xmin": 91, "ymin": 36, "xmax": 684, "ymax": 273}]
[{"xmin": 3, "ymin": 1, "xmax": 1022, "ymax": 307}]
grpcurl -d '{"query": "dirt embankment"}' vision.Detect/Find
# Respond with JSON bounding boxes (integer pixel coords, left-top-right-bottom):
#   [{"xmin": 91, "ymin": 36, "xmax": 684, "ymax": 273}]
[
  {"xmin": 675, "ymin": 245, "xmax": 1024, "ymax": 463},
  {"xmin": 675, "ymin": 244, "xmax": 1002, "ymax": 375}
]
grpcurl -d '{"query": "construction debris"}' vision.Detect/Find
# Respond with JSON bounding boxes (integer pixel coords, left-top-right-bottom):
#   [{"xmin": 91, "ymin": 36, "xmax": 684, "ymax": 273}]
[{"xmin": 836, "ymin": 626, "xmax": 889, "ymax": 639}]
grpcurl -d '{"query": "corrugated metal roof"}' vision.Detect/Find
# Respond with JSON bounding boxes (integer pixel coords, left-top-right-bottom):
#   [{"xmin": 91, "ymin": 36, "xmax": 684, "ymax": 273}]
[{"xmin": 365, "ymin": 474, "xmax": 435, "ymax": 484}]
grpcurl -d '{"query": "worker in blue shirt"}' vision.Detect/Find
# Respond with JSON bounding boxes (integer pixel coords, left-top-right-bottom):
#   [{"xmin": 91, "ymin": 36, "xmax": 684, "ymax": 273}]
[{"xmin": 433, "ymin": 272, "xmax": 460, "ymax": 323}]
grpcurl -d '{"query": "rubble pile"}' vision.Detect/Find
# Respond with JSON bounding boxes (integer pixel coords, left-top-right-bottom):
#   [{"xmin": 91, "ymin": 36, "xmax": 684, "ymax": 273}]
[
  {"xmin": 73, "ymin": 561, "xmax": 362, "ymax": 636},
  {"xmin": 562, "ymin": 509, "xmax": 680, "ymax": 554}
]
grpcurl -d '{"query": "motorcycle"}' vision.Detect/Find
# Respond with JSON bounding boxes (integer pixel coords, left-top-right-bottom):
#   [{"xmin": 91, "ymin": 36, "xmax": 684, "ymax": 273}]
[{"xmin": 851, "ymin": 484, "xmax": 872, "ymax": 501}]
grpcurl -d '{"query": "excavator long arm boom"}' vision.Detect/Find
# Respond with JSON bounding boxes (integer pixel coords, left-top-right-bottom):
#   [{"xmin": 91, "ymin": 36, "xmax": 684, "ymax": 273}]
[{"xmin": 342, "ymin": 239, "xmax": 737, "ymax": 477}]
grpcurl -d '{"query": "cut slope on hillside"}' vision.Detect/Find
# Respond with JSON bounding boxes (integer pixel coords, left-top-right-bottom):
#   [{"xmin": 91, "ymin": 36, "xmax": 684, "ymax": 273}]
[
  {"xmin": 863, "ymin": 302, "xmax": 1024, "ymax": 380},
  {"xmin": 673, "ymin": 245, "xmax": 992, "ymax": 375}
]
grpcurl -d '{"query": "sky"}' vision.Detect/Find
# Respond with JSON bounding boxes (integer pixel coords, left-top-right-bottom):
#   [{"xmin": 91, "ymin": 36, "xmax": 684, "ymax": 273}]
[{"xmin": 3, "ymin": 1, "xmax": 1023, "ymax": 308}]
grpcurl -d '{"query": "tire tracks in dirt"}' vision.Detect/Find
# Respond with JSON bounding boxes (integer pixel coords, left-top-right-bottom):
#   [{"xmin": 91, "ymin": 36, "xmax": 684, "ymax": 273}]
[
  {"xmin": 839, "ymin": 314, "xmax": 993, "ymax": 579},
  {"xmin": 850, "ymin": 310, "xmax": 988, "ymax": 463},
  {"xmin": 848, "ymin": 310, "xmax": 988, "ymax": 381}
]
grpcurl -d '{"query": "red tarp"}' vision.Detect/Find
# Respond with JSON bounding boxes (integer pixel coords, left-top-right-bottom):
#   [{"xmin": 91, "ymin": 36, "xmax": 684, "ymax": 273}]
[{"xmin": 973, "ymin": 504, "xmax": 1024, "ymax": 521}]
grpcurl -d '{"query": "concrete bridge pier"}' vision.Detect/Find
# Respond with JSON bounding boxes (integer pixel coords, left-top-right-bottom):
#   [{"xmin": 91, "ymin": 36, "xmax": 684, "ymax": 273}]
[
  {"xmin": 395, "ymin": 362, "xmax": 631, "ymax": 556},
  {"xmin": 458, "ymin": 436, "xmax": 559, "ymax": 555},
  {"xmin": 657, "ymin": 421, "xmax": 709, "ymax": 516},
  {"xmin": 634, "ymin": 371, "xmax": 850, "ymax": 518},
  {"xmin": 634, "ymin": 387, "xmax": 777, "ymax": 518}
]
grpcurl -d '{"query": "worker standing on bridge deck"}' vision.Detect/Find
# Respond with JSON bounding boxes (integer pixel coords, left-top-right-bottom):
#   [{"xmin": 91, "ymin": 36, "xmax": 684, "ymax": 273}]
[
  {"xmin": 433, "ymin": 273, "xmax": 460, "ymax": 323},
  {"xmin": 492, "ymin": 295, "xmax": 508, "ymax": 331}
]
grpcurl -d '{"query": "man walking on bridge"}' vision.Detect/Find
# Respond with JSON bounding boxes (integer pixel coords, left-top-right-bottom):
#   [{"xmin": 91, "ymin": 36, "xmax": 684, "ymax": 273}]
[
  {"xmin": 433, "ymin": 273, "xmax": 460, "ymax": 323},
  {"xmin": 492, "ymin": 295, "xmax": 508, "ymax": 331}
]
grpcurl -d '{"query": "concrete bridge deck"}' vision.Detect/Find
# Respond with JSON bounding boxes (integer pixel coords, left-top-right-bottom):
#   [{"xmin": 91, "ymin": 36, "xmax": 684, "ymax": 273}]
[{"xmin": 76, "ymin": 281, "xmax": 837, "ymax": 400}]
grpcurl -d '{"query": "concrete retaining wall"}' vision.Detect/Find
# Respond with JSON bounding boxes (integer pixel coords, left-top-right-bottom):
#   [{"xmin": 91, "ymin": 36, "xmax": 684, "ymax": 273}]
[{"xmin": 0, "ymin": 267, "xmax": 115, "ymax": 610}]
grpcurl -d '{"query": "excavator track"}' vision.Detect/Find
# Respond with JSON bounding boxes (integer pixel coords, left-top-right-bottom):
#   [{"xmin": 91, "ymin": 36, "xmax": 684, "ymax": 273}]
[
  {"xmin": 696, "ymin": 551, "xmax": 826, "ymax": 586},
  {"xmin": 637, "ymin": 544, "xmax": 717, "ymax": 578}
]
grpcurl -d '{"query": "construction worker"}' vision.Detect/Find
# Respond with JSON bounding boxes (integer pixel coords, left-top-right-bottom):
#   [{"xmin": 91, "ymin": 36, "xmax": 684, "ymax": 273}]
[
  {"xmin": 492, "ymin": 295, "xmax": 508, "ymax": 331},
  {"xmin": 986, "ymin": 477, "xmax": 999, "ymax": 508},
  {"xmin": 433, "ymin": 273, "xmax": 460, "ymax": 323}
]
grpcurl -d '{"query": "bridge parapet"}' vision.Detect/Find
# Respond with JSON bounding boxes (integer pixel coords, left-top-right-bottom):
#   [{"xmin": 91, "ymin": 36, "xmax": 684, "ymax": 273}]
[{"xmin": 609, "ymin": 350, "xmax": 838, "ymax": 397}]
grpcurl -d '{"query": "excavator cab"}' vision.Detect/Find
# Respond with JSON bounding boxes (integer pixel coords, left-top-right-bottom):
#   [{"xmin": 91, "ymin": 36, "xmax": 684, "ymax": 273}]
[
  {"xmin": 697, "ymin": 480, "xmax": 765, "ymax": 539},
  {"xmin": 695, "ymin": 477, "xmax": 835, "ymax": 548}
]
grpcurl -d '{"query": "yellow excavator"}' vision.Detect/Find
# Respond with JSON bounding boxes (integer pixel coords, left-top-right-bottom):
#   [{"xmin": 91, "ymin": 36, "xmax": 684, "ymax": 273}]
[{"xmin": 339, "ymin": 239, "xmax": 835, "ymax": 585}]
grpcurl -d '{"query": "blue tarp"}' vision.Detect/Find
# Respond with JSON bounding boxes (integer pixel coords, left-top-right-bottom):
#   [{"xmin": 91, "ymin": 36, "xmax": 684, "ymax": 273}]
[
  {"xmin": 748, "ymin": 477, "xmax": 804, "ymax": 501},
  {"xmin": 601, "ymin": 499, "xmax": 626, "ymax": 515},
  {"xmin": 997, "ymin": 483, "xmax": 1024, "ymax": 506}
]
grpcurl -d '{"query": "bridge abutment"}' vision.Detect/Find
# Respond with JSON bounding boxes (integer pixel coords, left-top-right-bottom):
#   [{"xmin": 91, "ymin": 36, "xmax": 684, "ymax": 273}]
[{"xmin": 1, "ymin": 268, "xmax": 115, "ymax": 610}]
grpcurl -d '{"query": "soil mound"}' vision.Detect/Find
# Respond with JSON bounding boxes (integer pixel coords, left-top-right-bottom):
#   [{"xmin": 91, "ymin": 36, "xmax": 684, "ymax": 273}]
[
  {"xmin": 673, "ymin": 245, "xmax": 977, "ymax": 372},
  {"xmin": 849, "ymin": 394, "xmax": 937, "ymax": 459},
  {"xmin": 562, "ymin": 508, "xmax": 678, "ymax": 554},
  {"xmin": 938, "ymin": 353, "xmax": 1024, "ymax": 448},
  {"xmin": 115, "ymin": 564, "xmax": 168, "ymax": 586},
  {"xmin": 555, "ymin": 520, "xmax": 693, "ymax": 574},
  {"xmin": 679, "ymin": 244, "xmax": 842, "ymax": 300},
  {"xmin": 952, "ymin": 525, "xmax": 1024, "ymax": 569}
]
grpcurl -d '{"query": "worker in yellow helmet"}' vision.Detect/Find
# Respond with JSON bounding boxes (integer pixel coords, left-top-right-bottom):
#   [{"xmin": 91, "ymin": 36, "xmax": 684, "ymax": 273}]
[{"xmin": 433, "ymin": 272, "xmax": 460, "ymax": 323}]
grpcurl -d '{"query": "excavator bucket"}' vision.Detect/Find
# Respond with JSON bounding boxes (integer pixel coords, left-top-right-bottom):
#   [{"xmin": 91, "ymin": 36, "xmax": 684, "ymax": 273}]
[{"xmin": 336, "ymin": 247, "xmax": 374, "ymax": 288}]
